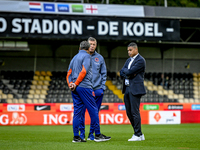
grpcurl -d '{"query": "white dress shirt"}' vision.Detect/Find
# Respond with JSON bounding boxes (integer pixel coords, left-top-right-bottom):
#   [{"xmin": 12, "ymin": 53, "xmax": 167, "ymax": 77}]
[{"xmin": 125, "ymin": 53, "xmax": 139, "ymax": 86}]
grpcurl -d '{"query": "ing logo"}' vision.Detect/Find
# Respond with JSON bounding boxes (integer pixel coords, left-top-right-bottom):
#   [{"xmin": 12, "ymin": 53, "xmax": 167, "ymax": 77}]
[{"xmin": 10, "ymin": 112, "xmax": 27, "ymax": 124}]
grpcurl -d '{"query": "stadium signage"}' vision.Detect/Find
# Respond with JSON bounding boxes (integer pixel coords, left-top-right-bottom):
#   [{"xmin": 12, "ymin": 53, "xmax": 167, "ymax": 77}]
[
  {"xmin": 168, "ymin": 105, "xmax": 183, "ymax": 110},
  {"xmin": 149, "ymin": 111, "xmax": 181, "ymax": 124},
  {"xmin": 0, "ymin": 112, "xmax": 27, "ymax": 125},
  {"xmin": 60, "ymin": 104, "xmax": 73, "ymax": 111},
  {"xmin": 0, "ymin": 114, "xmax": 8, "ymax": 125},
  {"xmin": 43, "ymin": 114, "xmax": 70, "ymax": 124},
  {"xmin": 0, "ymin": 14, "xmax": 180, "ymax": 41},
  {"xmin": 100, "ymin": 105, "xmax": 109, "ymax": 110},
  {"xmin": 100, "ymin": 113, "xmax": 129, "ymax": 124},
  {"xmin": 118, "ymin": 105, "xmax": 126, "ymax": 110},
  {"xmin": 34, "ymin": 105, "xmax": 51, "ymax": 111},
  {"xmin": 191, "ymin": 104, "xmax": 200, "ymax": 110},
  {"xmin": 143, "ymin": 104, "xmax": 159, "ymax": 110},
  {"xmin": 7, "ymin": 105, "xmax": 25, "ymax": 112}
]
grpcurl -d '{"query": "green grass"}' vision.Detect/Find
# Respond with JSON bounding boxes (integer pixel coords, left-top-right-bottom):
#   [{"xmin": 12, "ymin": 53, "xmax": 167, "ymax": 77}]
[{"xmin": 0, "ymin": 124, "xmax": 200, "ymax": 150}]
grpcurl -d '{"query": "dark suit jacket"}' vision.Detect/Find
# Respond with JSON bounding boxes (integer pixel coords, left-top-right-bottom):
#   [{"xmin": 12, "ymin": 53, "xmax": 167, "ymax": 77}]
[{"xmin": 120, "ymin": 54, "xmax": 146, "ymax": 95}]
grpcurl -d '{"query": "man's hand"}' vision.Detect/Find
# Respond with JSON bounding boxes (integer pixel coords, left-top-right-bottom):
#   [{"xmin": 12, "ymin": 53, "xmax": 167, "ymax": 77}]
[{"xmin": 69, "ymin": 83, "xmax": 76, "ymax": 91}]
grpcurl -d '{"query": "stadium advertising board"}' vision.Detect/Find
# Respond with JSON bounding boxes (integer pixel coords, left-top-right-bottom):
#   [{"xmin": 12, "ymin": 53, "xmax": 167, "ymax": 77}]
[
  {"xmin": 0, "ymin": 103, "xmax": 200, "ymax": 125},
  {"xmin": 0, "ymin": 112, "xmax": 73, "ymax": 125},
  {"xmin": 149, "ymin": 111, "xmax": 181, "ymax": 124},
  {"xmin": 0, "ymin": 14, "xmax": 180, "ymax": 41}
]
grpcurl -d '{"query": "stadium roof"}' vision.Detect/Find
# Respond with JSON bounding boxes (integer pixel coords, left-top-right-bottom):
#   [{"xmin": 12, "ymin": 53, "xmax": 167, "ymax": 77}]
[
  {"xmin": 0, "ymin": 1, "xmax": 199, "ymax": 46},
  {"xmin": 144, "ymin": 6, "xmax": 200, "ymax": 19}
]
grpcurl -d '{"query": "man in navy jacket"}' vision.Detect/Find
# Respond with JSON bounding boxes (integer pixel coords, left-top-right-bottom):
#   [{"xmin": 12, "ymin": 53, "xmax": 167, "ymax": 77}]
[{"xmin": 120, "ymin": 42, "xmax": 146, "ymax": 141}]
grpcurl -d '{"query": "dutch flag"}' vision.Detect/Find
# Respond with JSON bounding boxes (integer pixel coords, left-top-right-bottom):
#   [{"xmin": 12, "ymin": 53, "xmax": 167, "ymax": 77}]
[{"xmin": 29, "ymin": 2, "xmax": 42, "ymax": 11}]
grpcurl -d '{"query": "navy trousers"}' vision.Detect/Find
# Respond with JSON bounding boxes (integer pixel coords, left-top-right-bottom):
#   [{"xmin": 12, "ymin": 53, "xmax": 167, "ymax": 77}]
[
  {"xmin": 79, "ymin": 88, "xmax": 104, "ymax": 135},
  {"xmin": 72, "ymin": 86, "xmax": 101, "ymax": 136},
  {"xmin": 124, "ymin": 86, "xmax": 142, "ymax": 136}
]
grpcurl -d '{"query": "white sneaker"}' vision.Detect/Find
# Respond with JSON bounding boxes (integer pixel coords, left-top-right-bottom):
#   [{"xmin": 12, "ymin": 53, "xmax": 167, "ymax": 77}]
[
  {"xmin": 140, "ymin": 134, "xmax": 145, "ymax": 141},
  {"xmin": 128, "ymin": 135, "xmax": 141, "ymax": 141}
]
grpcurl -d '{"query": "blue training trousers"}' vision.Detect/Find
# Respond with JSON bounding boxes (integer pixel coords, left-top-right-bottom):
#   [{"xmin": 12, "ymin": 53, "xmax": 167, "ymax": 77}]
[
  {"xmin": 72, "ymin": 86, "xmax": 101, "ymax": 136},
  {"xmin": 79, "ymin": 88, "xmax": 104, "ymax": 135}
]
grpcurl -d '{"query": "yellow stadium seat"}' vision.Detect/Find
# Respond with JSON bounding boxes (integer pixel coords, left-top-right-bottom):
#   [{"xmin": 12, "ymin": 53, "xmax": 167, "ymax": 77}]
[
  {"xmin": 38, "ymin": 81, "xmax": 43, "ymax": 85},
  {"xmin": 7, "ymin": 99, "xmax": 13, "ymax": 103},
  {"xmin": 157, "ymin": 90, "xmax": 163, "ymax": 95},
  {"xmin": 2, "ymin": 94, "xmax": 7, "ymax": 99},
  {"xmin": 27, "ymin": 94, "xmax": 34, "ymax": 99},
  {"xmin": 43, "ymin": 81, "xmax": 49, "ymax": 85},
  {"xmin": 36, "ymin": 85, "xmax": 42, "ymax": 90},
  {"xmin": 42, "ymin": 85, "xmax": 48, "ymax": 90},
  {"xmin": 193, "ymin": 72, "xmax": 198, "ymax": 77},
  {"xmin": 7, "ymin": 94, "xmax": 13, "ymax": 99},
  {"xmin": 163, "ymin": 90, "xmax": 168, "ymax": 95},
  {"xmin": 41, "ymin": 90, "xmax": 47, "ymax": 95},
  {"xmin": 18, "ymin": 99, "xmax": 25, "ymax": 103},
  {"xmin": 32, "ymin": 80, "xmax": 38, "ymax": 85},
  {"xmin": 13, "ymin": 99, "xmax": 19, "ymax": 103},
  {"xmin": 38, "ymin": 99, "xmax": 45, "ymax": 103},
  {"xmin": 35, "ymin": 90, "xmax": 41, "ymax": 94},
  {"xmin": 45, "ymin": 76, "xmax": 51, "ymax": 81},
  {"xmin": 178, "ymin": 94, "xmax": 184, "ymax": 99},
  {"xmin": 35, "ymin": 71, "xmax": 40, "ymax": 76},
  {"xmin": 33, "ymin": 75, "xmax": 39, "ymax": 80},
  {"xmin": 29, "ymin": 90, "xmax": 35, "ymax": 94},
  {"xmin": 40, "ymin": 95, "xmax": 46, "ymax": 99},
  {"xmin": 26, "ymin": 99, "xmax": 33, "ymax": 103},
  {"xmin": 30, "ymin": 85, "xmax": 37, "ymax": 90},
  {"xmin": 34, "ymin": 94, "xmax": 40, "ymax": 99},
  {"xmin": 33, "ymin": 99, "xmax": 38, "ymax": 103},
  {"xmin": 40, "ymin": 71, "xmax": 46, "ymax": 76},
  {"xmin": 46, "ymin": 71, "xmax": 52, "ymax": 76},
  {"xmin": 39, "ymin": 76, "xmax": 45, "ymax": 81}
]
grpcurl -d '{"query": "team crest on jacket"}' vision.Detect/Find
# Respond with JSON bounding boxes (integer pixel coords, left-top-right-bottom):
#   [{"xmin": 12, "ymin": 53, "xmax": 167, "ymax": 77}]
[
  {"xmin": 95, "ymin": 57, "xmax": 99, "ymax": 62},
  {"xmin": 92, "ymin": 91, "xmax": 95, "ymax": 97}
]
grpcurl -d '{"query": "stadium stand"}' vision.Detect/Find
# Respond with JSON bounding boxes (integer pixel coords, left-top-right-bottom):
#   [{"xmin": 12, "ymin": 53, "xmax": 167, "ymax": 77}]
[{"xmin": 0, "ymin": 71, "xmax": 200, "ymax": 103}]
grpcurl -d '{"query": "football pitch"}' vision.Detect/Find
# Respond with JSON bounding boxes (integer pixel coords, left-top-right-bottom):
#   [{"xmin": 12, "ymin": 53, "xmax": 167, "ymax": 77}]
[{"xmin": 0, "ymin": 124, "xmax": 200, "ymax": 150}]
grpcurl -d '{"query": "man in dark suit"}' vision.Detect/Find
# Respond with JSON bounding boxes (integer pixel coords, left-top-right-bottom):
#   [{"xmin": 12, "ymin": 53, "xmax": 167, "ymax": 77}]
[{"xmin": 120, "ymin": 42, "xmax": 146, "ymax": 141}]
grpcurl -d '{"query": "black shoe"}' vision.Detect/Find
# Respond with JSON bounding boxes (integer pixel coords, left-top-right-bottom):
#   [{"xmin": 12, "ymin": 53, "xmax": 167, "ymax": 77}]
[
  {"xmin": 72, "ymin": 136, "xmax": 86, "ymax": 143},
  {"xmin": 94, "ymin": 134, "xmax": 111, "ymax": 142}
]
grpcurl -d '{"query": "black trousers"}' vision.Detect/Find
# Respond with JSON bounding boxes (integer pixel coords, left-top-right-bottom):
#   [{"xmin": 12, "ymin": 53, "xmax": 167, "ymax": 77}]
[{"xmin": 124, "ymin": 86, "xmax": 142, "ymax": 136}]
